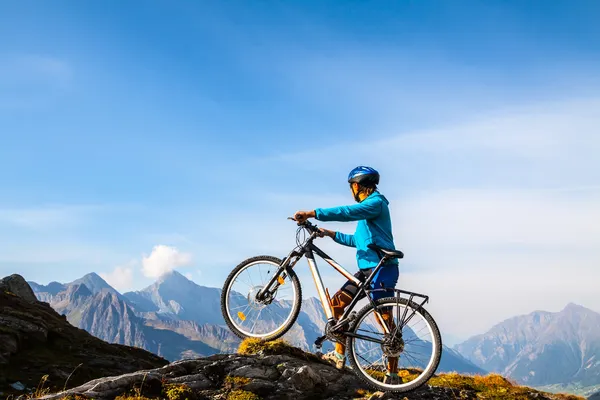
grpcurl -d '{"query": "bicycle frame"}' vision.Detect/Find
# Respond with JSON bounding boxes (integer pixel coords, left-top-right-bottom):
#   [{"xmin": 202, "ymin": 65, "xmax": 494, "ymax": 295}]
[
  {"xmin": 305, "ymin": 243, "xmax": 380, "ymax": 322},
  {"xmin": 256, "ymin": 222, "xmax": 430, "ymax": 346}
]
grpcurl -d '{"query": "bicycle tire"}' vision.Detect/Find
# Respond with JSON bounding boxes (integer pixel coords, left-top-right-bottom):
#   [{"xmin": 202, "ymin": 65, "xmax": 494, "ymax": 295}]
[
  {"xmin": 221, "ymin": 255, "xmax": 302, "ymax": 341},
  {"xmin": 346, "ymin": 297, "xmax": 442, "ymax": 393}
]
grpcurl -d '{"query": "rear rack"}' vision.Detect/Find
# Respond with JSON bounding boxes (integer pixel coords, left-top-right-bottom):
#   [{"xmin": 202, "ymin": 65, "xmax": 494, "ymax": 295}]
[{"xmin": 366, "ymin": 288, "xmax": 429, "ymax": 328}]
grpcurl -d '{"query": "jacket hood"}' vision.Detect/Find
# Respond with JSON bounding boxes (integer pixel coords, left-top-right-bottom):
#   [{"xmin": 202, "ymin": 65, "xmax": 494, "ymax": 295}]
[{"xmin": 367, "ymin": 191, "xmax": 389, "ymax": 205}]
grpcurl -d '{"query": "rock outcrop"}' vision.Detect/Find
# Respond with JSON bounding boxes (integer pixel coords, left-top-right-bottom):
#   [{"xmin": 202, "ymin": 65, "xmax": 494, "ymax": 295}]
[
  {"xmin": 36, "ymin": 353, "xmax": 460, "ymax": 400},
  {"xmin": 1, "ymin": 273, "xmax": 38, "ymax": 303},
  {"xmin": 37, "ymin": 341, "xmax": 585, "ymax": 400},
  {"xmin": 0, "ymin": 275, "xmax": 168, "ymax": 394}
]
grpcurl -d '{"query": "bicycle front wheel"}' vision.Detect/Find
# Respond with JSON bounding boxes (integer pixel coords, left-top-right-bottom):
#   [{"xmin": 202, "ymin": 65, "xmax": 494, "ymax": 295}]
[
  {"xmin": 221, "ymin": 255, "xmax": 302, "ymax": 341},
  {"xmin": 346, "ymin": 297, "xmax": 442, "ymax": 393}
]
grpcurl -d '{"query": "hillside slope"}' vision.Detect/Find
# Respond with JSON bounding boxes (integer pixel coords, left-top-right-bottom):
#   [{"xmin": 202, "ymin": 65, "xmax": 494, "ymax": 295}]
[{"xmin": 0, "ymin": 274, "xmax": 167, "ymax": 393}]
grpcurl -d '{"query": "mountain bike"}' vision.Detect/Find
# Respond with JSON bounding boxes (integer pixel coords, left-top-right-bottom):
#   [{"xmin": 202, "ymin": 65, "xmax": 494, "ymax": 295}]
[{"xmin": 220, "ymin": 219, "xmax": 442, "ymax": 393}]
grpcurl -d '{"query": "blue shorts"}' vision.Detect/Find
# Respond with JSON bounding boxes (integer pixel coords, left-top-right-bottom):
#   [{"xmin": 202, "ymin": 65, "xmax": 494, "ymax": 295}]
[{"xmin": 340, "ymin": 264, "xmax": 399, "ymax": 302}]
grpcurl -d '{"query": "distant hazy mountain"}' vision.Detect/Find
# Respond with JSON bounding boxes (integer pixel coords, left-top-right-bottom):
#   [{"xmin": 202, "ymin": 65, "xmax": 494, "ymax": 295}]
[
  {"xmin": 455, "ymin": 303, "xmax": 600, "ymax": 389},
  {"xmin": 122, "ymin": 270, "xmax": 332, "ymax": 352},
  {"xmin": 123, "ymin": 270, "xmax": 223, "ymax": 324},
  {"xmin": 30, "ymin": 274, "xmax": 221, "ymax": 360},
  {"xmin": 70, "ymin": 272, "xmax": 121, "ymax": 296},
  {"xmin": 30, "ymin": 270, "xmax": 486, "ymax": 374},
  {"xmin": 28, "ymin": 280, "xmax": 66, "ymax": 303},
  {"xmin": 439, "ymin": 346, "xmax": 486, "ymax": 374}
]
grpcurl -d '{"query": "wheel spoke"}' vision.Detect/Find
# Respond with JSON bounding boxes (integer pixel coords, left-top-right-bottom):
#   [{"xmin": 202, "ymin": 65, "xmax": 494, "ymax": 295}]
[
  {"xmin": 224, "ymin": 259, "xmax": 299, "ymax": 338},
  {"xmin": 349, "ymin": 300, "xmax": 440, "ymax": 390},
  {"xmin": 250, "ymin": 308, "xmax": 264, "ymax": 334}
]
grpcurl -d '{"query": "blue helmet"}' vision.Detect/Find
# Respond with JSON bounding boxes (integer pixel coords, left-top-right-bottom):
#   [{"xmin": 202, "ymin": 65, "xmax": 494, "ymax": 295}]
[{"xmin": 348, "ymin": 166, "xmax": 380, "ymax": 187}]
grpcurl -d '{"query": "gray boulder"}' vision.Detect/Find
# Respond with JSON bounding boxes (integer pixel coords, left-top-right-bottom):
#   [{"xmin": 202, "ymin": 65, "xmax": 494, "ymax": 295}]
[{"xmin": 0, "ymin": 274, "xmax": 37, "ymax": 303}]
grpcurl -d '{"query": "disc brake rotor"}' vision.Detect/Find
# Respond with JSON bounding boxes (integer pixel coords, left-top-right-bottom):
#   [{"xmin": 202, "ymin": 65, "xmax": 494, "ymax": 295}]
[
  {"xmin": 381, "ymin": 333, "xmax": 405, "ymax": 357},
  {"xmin": 247, "ymin": 286, "xmax": 271, "ymax": 310}
]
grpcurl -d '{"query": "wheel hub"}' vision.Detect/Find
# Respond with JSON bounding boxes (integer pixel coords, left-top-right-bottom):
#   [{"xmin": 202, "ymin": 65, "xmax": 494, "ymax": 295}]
[
  {"xmin": 382, "ymin": 333, "xmax": 405, "ymax": 357},
  {"xmin": 247, "ymin": 286, "xmax": 270, "ymax": 310}
]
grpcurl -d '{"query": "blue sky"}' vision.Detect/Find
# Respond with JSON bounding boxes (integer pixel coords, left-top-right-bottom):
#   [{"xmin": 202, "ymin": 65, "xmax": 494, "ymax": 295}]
[{"xmin": 1, "ymin": 0, "xmax": 599, "ymax": 339}]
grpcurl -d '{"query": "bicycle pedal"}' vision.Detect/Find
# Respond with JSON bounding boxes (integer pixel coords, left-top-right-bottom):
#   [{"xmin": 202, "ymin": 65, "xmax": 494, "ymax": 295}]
[{"xmin": 314, "ymin": 335, "xmax": 326, "ymax": 346}]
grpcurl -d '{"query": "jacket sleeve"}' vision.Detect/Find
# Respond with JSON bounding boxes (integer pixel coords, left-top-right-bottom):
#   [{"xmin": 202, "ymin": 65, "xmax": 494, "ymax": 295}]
[
  {"xmin": 314, "ymin": 197, "xmax": 382, "ymax": 222},
  {"xmin": 333, "ymin": 232, "xmax": 356, "ymax": 248}
]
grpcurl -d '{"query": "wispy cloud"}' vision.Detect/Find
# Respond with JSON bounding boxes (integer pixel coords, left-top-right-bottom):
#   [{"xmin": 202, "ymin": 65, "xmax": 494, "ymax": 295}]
[
  {"xmin": 0, "ymin": 204, "xmax": 111, "ymax": 231},
  {"xmin": 100, "ymin": 261, "xmax": 135, "ymax": 292},
  {"xmin": 0, "ymin": 54, "xmax": 72, "ymax": 85},
  {"xmin": 141, "ymin": 245, "xmax": 192, "ymax": 278},
  {"xmin": 263, "ymin": 96, "xmax": 600, "ymax": 192},
  {"xmin": 0, "ymin": 54, "xmax": 72, "ymax": 109}
]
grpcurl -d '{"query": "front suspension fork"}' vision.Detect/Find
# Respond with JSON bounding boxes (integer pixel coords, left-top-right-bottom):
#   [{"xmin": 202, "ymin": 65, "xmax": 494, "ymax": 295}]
[{"xmin": 256, "ymin": 252, "xmax": 301, "ymax": 300}]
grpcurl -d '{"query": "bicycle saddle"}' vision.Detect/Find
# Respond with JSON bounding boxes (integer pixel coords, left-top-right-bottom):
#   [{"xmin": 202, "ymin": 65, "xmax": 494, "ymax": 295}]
[{"xmin": 368, "ymin": 244, "xmax": 404, "ymax": 259}]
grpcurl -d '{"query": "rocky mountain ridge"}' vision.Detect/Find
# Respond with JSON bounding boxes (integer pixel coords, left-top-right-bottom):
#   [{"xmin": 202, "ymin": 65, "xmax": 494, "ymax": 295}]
[
  {"xmin": 0, "ymin": 274, "xmax": 168, "ymax": 394},
  {"xmin": 455, "ymin": 303, "xmax": 600, "ymax": 393}
]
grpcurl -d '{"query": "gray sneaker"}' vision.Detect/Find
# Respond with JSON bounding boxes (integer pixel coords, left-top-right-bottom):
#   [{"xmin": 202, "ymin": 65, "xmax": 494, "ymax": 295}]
[
  {"xmin": 383, "ymin": 372, "xmax": 401, "ymax": 385},
  {"xmin": 321, "ymin": 350, "xmax": 346, "ymax": 370}
]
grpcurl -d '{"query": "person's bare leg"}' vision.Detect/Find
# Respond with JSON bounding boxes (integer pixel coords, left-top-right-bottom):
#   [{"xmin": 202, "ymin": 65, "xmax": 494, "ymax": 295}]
[
  {"xmin": 374, "ymin": 308, "xmax": 399, "ymax": 379},
  {"xmin": 321, "ymin": 290, "xmax": 353, "ymax": 369}
]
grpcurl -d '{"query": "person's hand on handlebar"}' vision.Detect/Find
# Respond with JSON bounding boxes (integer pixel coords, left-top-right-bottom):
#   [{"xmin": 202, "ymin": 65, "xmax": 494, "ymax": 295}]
[
  {"xmin": 317, "ymin": 228, "xmax": 335, "ymax": 239},
  {"xmin": 293, "ymin": 210, "xmax": 316, "ymax": 223}
]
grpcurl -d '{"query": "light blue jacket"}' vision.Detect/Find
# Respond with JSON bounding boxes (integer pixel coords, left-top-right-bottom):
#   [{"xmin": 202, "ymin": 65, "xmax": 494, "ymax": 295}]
[{"xmin": 314, "ymin": 191, "xmax": 398, "ymax": 270}]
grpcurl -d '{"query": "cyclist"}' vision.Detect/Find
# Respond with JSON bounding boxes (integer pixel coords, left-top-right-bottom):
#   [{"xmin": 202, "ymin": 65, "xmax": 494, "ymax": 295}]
[{"xmin": 293, "ymin": 166, "xmax": 400, "ymax": 384}]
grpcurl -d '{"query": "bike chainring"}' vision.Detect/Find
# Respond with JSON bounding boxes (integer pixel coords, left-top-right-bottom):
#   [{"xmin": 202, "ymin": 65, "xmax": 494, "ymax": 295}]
[{"xmin": 325, "ymin": 320, "xmax": 346, "ymax": 343}]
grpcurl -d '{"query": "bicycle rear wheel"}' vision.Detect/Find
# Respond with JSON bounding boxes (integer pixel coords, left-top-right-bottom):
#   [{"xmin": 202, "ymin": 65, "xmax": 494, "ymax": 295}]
[
  {"xmin": 221, "ymin": 255, "xmax": 302, "ymax": 341},
  {"xmin": 346, "ymin": 297, "xmax": 442, "ymax": 393}
]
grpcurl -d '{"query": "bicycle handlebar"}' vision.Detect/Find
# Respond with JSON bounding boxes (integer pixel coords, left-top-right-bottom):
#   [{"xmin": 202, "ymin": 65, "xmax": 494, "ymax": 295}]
[{"xmin": 288, "ymin": 217, "xmax": 319, "ymax": 234}]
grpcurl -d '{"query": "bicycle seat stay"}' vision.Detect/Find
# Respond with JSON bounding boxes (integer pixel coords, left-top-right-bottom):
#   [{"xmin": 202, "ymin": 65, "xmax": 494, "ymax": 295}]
[{"xmin": 368, "ymin": 243, "xmax": 404, "ymax": 259}]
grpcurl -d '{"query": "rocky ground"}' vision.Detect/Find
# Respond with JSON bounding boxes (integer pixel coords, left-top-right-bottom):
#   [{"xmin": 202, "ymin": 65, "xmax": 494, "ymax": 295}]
[
  {"xmin": 33, "ymin": 352, "xmax": 480, "ymax": 400},
  {"xmin": 0, "ymin": 274, "xmax": 168, "ymax": 395},
  {"xmin": 34, "ymin": 341, "xmax": 585, "ymax": 400}
]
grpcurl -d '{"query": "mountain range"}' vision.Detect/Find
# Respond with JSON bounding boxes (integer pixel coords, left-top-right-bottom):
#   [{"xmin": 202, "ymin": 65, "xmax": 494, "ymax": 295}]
[
  {"xmin": 455, "ymin": 303, "xmax": 600, "ymax": 398},
  {"xmin": 29, "ymin": 270, "xmax": 482, "ymax": 375}
]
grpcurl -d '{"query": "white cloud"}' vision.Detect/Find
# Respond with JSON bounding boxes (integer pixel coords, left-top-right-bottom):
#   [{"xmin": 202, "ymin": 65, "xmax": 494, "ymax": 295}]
[
  {"xmin": 395, "ymin": 187, "xmax": 600, "ymax": 257},
  {"xmin": 141, "ymin": 245, "xmax": 192, "ymax": 278},
  {"xmin": 100, "ymin": 264, "xmax": 134, "ymax": 292}
]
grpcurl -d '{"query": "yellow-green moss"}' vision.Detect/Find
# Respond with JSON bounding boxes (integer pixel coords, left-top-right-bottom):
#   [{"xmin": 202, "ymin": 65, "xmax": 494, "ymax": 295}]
[
  {"xmin": 162, "ymin": 383, "xmax": 195, "ymax": 400},
  {"xmin": 358, "ymin": 369, "xmax": 584, "ymax": 400},
  {"xmin": 427, "ymin": 372, "xmax": 585, "ymax": 400},
  {"xmin": 60, "ymin": 395, "xmax": 89, "ymax": 400},
  {"xmin": 237, "ymin": 338, "xmax": 322, "ymax": 363},
  {"xmin": 354, "ymin": 388, "xmax": 375, "ymax": 398},
  {"xmin": 224, "ymin": 376, "xmax": 252, "ymax": 389},
  {"xmin": 227, "ymin": 390, "xmax": 262, "ymax": 400},
  {"xmin": 238, "ymin": 338, "xmax": 291, "ymax": 355},
  {"xmin": 114, "ymin": 395, "xmax": 155, "ymax": 400}
]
